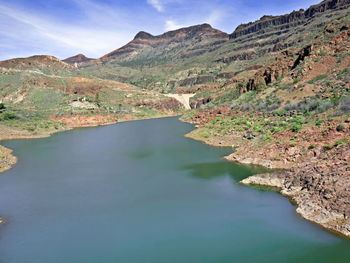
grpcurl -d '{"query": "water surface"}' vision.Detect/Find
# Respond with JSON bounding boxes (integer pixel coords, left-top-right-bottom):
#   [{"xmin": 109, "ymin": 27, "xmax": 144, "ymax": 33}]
[{"xmin": 0, "ymin": 117, "xmax": 349, "ymax": 263}]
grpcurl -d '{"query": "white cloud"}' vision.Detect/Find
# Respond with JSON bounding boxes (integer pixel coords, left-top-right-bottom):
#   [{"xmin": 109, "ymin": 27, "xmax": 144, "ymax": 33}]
[
  {"xmin": 164, "ymin": 8, "xmax": 226, "ymax": 32},
  {"xmin": 147, "ymin": 0, "xmax": 164, "ymax": 12},
  {"xmin": 0, "ymin": 2, "xmax": 136, "ymax": 60},
  {"xmin": 165, "ymin": 20, "xmax": 187, "ymax": 31},
  {"xmin": 207, "ymin": 9, "xmax": 226, "ymax": 27}
]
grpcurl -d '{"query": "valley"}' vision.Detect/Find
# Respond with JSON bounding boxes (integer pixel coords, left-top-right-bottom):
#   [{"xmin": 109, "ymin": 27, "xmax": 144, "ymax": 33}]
[{"xmin": 0, "ymin": 0, "xmax": 350, "ymax": 239}]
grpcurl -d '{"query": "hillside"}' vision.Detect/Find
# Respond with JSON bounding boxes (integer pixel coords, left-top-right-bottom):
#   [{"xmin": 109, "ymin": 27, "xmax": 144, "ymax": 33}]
[{"xmin": 0, "ymin": 55, "xmax": 183, "ymax": 143}]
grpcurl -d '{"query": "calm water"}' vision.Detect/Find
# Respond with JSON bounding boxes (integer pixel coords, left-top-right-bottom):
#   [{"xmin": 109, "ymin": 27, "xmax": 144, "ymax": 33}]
[{"xmin": 0, "ymin": 117, "xmax": 349, "ymax": 263}]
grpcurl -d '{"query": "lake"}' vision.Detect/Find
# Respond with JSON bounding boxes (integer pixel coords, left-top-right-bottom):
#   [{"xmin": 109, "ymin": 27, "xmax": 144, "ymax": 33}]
[{"xmin": 0, "ymin": 117, "xmax": 349, "ymax": 263}]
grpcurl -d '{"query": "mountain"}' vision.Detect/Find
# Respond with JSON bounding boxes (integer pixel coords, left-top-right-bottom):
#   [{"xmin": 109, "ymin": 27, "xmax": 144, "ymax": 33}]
[
  {"xmin": 0, "ymin": 55, "xmax": 73, "ymax": 72},
  {"xmin": 74, "ymin": 0, "xmax": 350, "ymax": 93},
  {"xmin": 100, "ymin": 23, "xmax": 228, "ymax": 63},
  {"xmin": 63, "ymin": 54, "xmax": 94, "ymax": 66}
]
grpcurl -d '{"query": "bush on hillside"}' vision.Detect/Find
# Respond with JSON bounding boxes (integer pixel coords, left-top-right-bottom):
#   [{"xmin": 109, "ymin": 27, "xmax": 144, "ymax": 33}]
[
  {"xmin": 339, "ymin": 95, "xmax": 350, "ymax": 114},
  {"xmin": 0, "ymin": 112, "xmax": 17, "ymax": 121}
]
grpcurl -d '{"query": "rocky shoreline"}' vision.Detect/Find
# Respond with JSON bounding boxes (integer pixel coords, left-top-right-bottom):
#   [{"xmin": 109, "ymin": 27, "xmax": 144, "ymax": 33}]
[
  {"xmin": 240, "ymin": 142, "xmax": 350, "ymax": 237},
  {"xmin": 183, "ymin": 114, "xmax": 350, "ymax": 238},
  {"xmin": 0, "ymin": 145, "xmax": 17, "ymax": 174}
]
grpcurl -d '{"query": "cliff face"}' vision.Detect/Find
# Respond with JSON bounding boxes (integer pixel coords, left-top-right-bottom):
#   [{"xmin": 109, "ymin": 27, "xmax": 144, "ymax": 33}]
[{"xmin": 230, "ymin": 0, "xmax": 350, "ymax": 39}]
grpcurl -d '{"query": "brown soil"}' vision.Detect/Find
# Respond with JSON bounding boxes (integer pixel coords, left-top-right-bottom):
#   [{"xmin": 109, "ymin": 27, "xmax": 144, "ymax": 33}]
[{"xmin": 51, "ymin": 114, "xmax": 118, "ymax": 128}]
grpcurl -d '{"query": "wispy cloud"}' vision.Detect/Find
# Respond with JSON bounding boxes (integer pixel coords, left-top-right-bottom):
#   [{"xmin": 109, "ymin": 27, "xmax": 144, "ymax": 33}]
[
  {"xmin": 147, "ymin": 0, "xmax": 164, "ymax": 12},
  {"xmin": 0, "ymin": 1, "xmax": 140, "ymax": 60},
  {"xmin": 165, "ymin": 20, "xmax": 186, "ymax": 31}
]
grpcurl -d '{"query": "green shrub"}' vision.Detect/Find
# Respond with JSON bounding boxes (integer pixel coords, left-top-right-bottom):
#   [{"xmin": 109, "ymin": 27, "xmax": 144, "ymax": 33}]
[
  {"xmin": 0, "ymin": 112, "xmax": 17, "ymax": 120},
  {"xmin": 323, "ymin": 144, "xmax": 334, "ymax": 151},
  {"xmin": 336, "ymin": 124, "xmax": 345, "ymax": 132},
  {"xmin": 334, "ymin": 140, "xmax": 345, "ymax": 147},
  {"xmin": 308, "ymin": 143, "xmax": 316, "ymax": 150},
  {"xmin": 316, "ymin": 119, "xmax": 323, "ymax": 126},
  {"xmin": 308, "ymin": 74, "xmax": 327, "ymax": 84},
  {"xmin": 293, "ymin": 78, "xmax": 300, "ymax": 84},
  {"xmin": 270, "ymin": 126, "xmax": 282, "ymax": 133},
  {"xmin": 263, "ymin": 132, "xmax": 271, "ymax": 140},
  {"xmin": 253, "ymin": 124, "xmax": 263, "ymax": 133},
  {"xmin": 290, "ymin": 123, "xmax": 302, "ymax": 132}
]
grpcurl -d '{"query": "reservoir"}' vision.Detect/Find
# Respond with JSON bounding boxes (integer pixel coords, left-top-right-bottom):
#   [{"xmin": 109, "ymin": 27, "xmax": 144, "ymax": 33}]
[{"xmin": 0, "ymin": 117, "xmax": 349, "ymax": 262}]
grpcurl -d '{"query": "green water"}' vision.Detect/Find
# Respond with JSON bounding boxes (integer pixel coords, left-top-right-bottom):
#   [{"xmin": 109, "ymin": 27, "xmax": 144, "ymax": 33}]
[{"xmin": 0, "ymin": 117, "xmax": 349, "ymax": 263}]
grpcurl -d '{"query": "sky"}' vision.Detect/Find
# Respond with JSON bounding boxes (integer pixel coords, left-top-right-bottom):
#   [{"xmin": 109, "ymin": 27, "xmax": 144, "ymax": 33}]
[{"xmin": 0, "ymin": 0, "xmax": 322, "ymax": 61}]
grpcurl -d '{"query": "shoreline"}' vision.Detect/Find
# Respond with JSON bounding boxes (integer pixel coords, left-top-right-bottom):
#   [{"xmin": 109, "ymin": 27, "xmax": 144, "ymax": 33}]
[
  {"xmin": 182, "ymin": 118, "xmax": 350, "ymax": 239},
  {"xmin": 240, "ymin": 173, "xmax": 350, "ymax": 238},
  {"xmin": 1, "ymin": 115, "xmax": 349, "ymax": 239},
  {"xmin": 0, "ymin": 112, "xmax": 181, "ymax": 173}
]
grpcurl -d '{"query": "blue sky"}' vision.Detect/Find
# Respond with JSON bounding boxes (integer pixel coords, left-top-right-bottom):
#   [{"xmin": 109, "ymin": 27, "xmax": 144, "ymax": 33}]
[{"xmin": 0, "ymin": 0, "xmax": 321, "ymax": 60}]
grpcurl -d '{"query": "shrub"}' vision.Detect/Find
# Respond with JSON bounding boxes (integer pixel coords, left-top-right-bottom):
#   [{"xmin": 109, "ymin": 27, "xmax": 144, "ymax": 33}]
[
  {"xmin": 253, "ymin": 124, "xmax": 263, "ymax": 133},
  {"xmin": 323, "ymin": 144, "xmax": 334, "ymax": 151},
  {"xmin": 315, "ymin": 119, "xmax": 323, "ymax": 126},
  {"xmin": 284, "ymin": 102, "xmax": 298, "ymax": 112},
  {"xmin": 271, "ymin": 126, "xmax": 284, "ymax": 133},
  {"xmin": 308, "ymin": 74, "xmax": 328, "ymax": 84},
  {"xmin": 290, "ymin": 123, "xmax": 302, "ymax": 132},
  {"xmin": 339, "ymin": 95, "xmax": 350, "ymax": 114},
  {"xmin": 296, "ymin": 99, "xmax": 334, "ymax": 114},
  {"xmin": 274, "ymin": 109, "xmax": 287, "ymax": 116},
  {"xmin": 308, "ymin": 143, "xmax": 316, "ymax": 150},
  {"xmin": 263, "ymin": 132, "xmax": 271, "ymax": 140},
  {"xmin": 0, "ymin": 103, "xmax": 5, "ymax": 110},
  {"xmin": 336, "ymin": 124, "xmax": 345, "ymax": 132},
  {"xmin": 334, "ymin": 140, "xmax": 345, "ymax": 147},
  {"xmin": 293, "ymin": 78, "xmax": 300, "ymax": 84},
  {"xmin": 0, "ymin": 112, "xmax": 17, "ymax": 120},
  {"xmin": 240, "ymin": 103, "xmax": 253, "ymax": 111},
  {"xmin": 256, "ymin": 77, "xmax": 267, "ymax": 92}
]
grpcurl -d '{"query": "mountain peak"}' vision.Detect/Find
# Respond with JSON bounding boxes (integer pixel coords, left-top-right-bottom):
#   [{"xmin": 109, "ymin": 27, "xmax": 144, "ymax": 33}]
[
  {"xmin": 134, "ymin": 31, "xmax": 154, "ymax": 40},
  {"xmin": 63, "ymin": 54, "xmax": 93, "ymax": 64}
]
